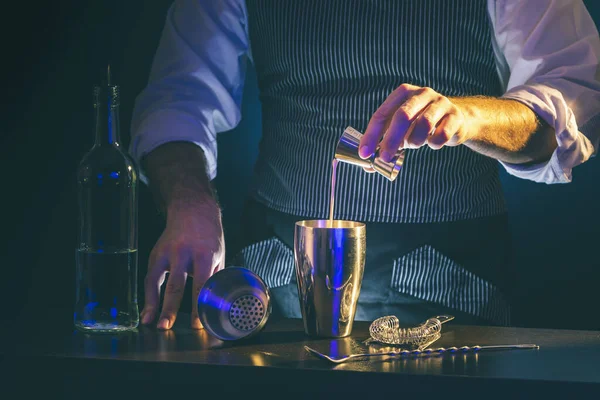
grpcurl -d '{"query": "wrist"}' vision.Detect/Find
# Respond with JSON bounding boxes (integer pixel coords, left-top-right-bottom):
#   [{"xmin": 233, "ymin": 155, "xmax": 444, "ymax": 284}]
[
  {"xmin": 166, "ymin": 193, "xmax": 221, "ymax": 223},
  {"xmin": 451, "ymin": 97, "xmax": 482, "ymax": 143}
]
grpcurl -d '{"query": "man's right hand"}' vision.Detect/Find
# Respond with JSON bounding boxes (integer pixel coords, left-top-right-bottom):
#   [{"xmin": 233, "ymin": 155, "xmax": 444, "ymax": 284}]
[{"xmin": 141, "ymin": 200, "xmax": 225, "ymax": 330}]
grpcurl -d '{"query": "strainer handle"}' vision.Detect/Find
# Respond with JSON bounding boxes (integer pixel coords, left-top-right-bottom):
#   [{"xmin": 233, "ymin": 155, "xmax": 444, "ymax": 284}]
[{"xmin": 432, "ymin": 315, "xmax": 455, "ymax": 324}]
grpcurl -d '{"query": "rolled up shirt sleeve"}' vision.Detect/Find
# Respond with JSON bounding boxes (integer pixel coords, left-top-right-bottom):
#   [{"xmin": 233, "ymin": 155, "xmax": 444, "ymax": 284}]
[
  {"xmin": 130, "ymin": 0, "xmax": 249, "ymax": 182},
  {"xmin": 490, "ymin": 0, "xmax": 600, "ymax": 184}
]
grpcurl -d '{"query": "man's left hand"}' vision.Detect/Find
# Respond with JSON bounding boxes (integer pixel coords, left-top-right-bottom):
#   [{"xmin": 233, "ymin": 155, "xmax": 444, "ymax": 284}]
[{"xmin": 358, "ymin": 83, "xmax": 474, "ymax": 163}]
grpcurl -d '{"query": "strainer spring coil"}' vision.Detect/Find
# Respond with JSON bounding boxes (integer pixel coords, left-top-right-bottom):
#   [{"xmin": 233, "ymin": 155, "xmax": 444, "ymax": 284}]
[{"xmin": 368, "ymin": 315, "xmax": 454, "ymax": 350}]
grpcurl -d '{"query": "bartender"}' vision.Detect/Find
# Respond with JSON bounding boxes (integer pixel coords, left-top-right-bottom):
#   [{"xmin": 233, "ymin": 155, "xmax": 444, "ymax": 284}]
[{"xmin": 130, "ymin": 0, "xmax": 600, "ymax": 330}]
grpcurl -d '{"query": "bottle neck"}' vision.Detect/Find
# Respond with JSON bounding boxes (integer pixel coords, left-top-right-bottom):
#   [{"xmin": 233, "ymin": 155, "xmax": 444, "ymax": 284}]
[{"xmin": 94, "ymin": 85, "xmax": 121, "ymax": 146}]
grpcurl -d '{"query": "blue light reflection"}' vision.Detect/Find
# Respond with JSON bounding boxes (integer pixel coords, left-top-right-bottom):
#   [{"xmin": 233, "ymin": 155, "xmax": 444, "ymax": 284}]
[{"xmin": 330, "ymin": 229, "xmax": 347, "ymax": 336}]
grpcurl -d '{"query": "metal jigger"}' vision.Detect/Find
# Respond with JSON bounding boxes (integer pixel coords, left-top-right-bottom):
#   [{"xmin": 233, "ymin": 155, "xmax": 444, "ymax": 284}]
[
  {"xmin": 335, "ymin": 126, "xmax": 405, "ymax": 181},
  {"xmin": 294, "ymin": 220, "xmax": 366, "ymax": 338}
]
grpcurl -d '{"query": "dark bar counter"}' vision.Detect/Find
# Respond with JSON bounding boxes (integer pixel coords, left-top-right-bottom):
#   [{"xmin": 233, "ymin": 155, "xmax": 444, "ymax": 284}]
[{"xmin": 2, "ymin": 311, "xmax": 599, "ymax": 398}]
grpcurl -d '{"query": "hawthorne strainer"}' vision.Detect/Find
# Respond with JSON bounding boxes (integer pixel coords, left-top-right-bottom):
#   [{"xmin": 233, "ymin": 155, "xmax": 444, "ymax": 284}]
[
  {"xmin": 197, "ymin": 267, "xmax": 272, "ymax": 341},
  {"xmin": 365, "ymin": 315, "xmax": 455, "ymax": 350}
]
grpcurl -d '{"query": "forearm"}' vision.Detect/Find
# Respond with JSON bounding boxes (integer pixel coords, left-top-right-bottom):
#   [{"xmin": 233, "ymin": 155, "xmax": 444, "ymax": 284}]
[
  {"xmin": 455, "ymin": 97, "xmax": 557, "ymax": 165},
  {"xmin": 142, "ymin": 142, "xmax": 219, "ymax": 218}
]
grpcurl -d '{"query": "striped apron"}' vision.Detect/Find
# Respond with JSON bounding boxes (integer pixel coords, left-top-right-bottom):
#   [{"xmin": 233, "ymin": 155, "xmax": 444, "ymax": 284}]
[{"xmin": 233, "ymin": 0, "xmax": 512, "ymax": 325}]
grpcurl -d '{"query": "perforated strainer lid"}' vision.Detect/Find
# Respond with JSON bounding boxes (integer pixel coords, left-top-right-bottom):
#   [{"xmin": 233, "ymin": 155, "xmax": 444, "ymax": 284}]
[
  {"xmin": 229, "ymin": 294, "xmax": 266, "ymax": 331},
  {"xmin": 197, "ymin": 267, "xmax": 272, "ymax": 341}
]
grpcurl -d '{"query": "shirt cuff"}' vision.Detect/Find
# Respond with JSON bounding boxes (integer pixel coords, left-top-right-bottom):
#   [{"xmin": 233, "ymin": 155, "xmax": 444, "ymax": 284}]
[
  {"xmin": 499, "ymin": 84, "xmax": 595, "ymax": 184},
  {"xmin": 498, "ymin": 150, "xmax": 569, "ymax": 184},
  {"xmin": 130, "ymin": 109, "xmax": 218, "ymax": 184}
]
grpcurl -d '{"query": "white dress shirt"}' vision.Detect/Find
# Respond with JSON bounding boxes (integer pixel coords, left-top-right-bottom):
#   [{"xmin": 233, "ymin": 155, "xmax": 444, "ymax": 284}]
[{"xmin": 130, "ymin": 0, "xmax": 600, "ymax": 185}]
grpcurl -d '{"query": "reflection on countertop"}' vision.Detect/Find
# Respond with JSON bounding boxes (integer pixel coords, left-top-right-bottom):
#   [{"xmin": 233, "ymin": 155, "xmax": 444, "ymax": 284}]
[{"xmin": 2, "ymin": 311, "xmax": 600, "ymax": 384}]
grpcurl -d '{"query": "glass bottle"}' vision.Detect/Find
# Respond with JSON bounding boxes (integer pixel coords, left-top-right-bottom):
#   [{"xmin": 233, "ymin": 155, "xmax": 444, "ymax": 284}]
[{"xmin": 74, "ymin": 67, "xmax": 139, "ymax": 332}]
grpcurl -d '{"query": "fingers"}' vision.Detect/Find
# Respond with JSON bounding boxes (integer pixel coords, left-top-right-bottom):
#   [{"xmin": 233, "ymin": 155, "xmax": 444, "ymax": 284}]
[
  {"xmin": 141, "ymin": 248, "xmax": 168, "ymax": 325},
  {"xmin": 378, "ymin": 90, "xmax": 435, "ymax": 160},
  {"xmin": 428, "ymin": 112, "xmax": 464, "ymax": 149},
  {"xmin": 157, "ymin": 251, "xmax": 191, "ymax": 330},
  {"xmin": 362, "ymin": 165, "xmax": 376, "ymax": 173},
  {"xmin": 403, "ymin": 98, "xmax": 452, "ymax": 150},
  {"xmin": 190, "ymin": 299, "xmax": 204, "ymax": 330},
  {"xmin": 190, "ymin": 253, "xmax": 215, "ymax": 330},
  {"xmin": 359, "ymin": 84, "xmax": 468, "ymax": 160},
  {"xmin": 359, "ymin": 83, "xmax": 420, "ymax": 159}
]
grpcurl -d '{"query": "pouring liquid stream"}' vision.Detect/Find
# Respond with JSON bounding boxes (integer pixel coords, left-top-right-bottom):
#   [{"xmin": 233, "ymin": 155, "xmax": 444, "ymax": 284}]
[{"xmin": 328, "ymin": 159, "xmax": 339, "ymax": 227}]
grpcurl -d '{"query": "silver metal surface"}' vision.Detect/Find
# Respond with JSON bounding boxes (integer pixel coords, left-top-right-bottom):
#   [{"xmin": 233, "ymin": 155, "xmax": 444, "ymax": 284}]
[
  {"xmin": 304, "ymin": 344, "xmax": 540, "ymax": 364},
  {"xmin": 294, "ymin": 220, "xmax": 366, "ymax": 338},
  {"xmin": 335, "ymin": 126, "xmax": 405, "ymax": 181},
  {"xmin": 197, "ymin": 267, "xmax": 271, "ymax": 341}
]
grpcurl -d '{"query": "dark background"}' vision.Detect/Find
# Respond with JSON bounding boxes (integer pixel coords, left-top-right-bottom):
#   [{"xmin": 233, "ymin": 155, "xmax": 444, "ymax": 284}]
[{"xmin": 2, "ymin": 1, "xmax": 599, "ymax": 330}]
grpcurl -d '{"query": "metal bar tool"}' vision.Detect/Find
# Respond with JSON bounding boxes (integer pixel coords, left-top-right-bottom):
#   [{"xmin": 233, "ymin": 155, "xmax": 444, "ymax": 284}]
[{"xmin": 304, "ymin": 344, "xmax": 540, "ymax": 364}]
